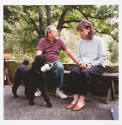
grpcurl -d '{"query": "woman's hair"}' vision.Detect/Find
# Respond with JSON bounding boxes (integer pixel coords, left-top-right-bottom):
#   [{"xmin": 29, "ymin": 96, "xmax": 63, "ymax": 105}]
[{"xmin": 77, "ymin": 20, "xmax": 94, "ymax": 40}]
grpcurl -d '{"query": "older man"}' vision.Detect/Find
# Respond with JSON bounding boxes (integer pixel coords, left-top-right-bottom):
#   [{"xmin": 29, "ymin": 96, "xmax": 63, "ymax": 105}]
[{"xmin": 37, "ymin": 25, "xmax": 78, "ymax": 99}]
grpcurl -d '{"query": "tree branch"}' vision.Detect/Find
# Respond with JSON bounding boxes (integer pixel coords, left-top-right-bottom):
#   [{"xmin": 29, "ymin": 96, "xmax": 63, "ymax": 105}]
[
  {"xmin": 38, "ymin": 7, "xmax": 45, "ymax": 37},
  {"xmin": 46, "ymin": 5, "xmax": 51, "ymax": 26},
  {"xmin": 62, "ymin": 26, "xmax": 70, "ymax": 28},
  {"xmin": 94, "ymin": 27, "xmax": 118, "ymax": 42},
  {"xmin": 63, "ymin": 20, "xmax": 81, "ymax": 24},
  {"xmin": 57, "ymin": 7, "xmax": 69, "ymax": 31},
  {"xmin": 23, "ymin": 7, "xmax": 40, "ymax": 37},
  {"xmin": 80, "ymin": 10, "xmax": 111, "ymax": 20}
]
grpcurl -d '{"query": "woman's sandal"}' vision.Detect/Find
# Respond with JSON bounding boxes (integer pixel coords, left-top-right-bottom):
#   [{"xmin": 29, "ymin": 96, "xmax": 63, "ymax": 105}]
[
  {"xmin": 66, "ymin": 101, "xmax": 78, "ymax": 109},
  {"xmin": 66, "ymin": 103, "xmax": 75, "ymax": 109},
  {"xmin": 72, "ymin": 102, "xmax": 86, "ymax": 111}
]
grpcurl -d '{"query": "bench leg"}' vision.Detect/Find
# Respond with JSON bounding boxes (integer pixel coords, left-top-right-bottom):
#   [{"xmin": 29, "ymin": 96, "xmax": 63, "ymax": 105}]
[
  {"xmin": 111, "ymin": 79, "xmax": 115, "ymax": 100},
  {"xmin": 4, "ymin": 69, "xmax": 12, "ymax": 86},
  {"xmin": 105, "ymin": 79, "xmax": 116, "ymax": 104},
  {"xmin": 105, "ymin": 87, "xmax": 111, "ymax": 104}
]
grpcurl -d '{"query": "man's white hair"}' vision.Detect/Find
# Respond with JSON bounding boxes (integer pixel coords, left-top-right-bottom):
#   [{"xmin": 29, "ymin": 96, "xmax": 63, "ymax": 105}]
[{"xmin": 45, "ymin": 25, "xmax": 57, "ymax": 37}]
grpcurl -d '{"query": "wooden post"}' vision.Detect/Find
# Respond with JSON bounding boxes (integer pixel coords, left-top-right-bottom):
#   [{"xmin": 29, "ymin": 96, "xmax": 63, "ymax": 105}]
[{"xmin": 111, "ymin": 79, "xmax": 115, "ymax": 100}]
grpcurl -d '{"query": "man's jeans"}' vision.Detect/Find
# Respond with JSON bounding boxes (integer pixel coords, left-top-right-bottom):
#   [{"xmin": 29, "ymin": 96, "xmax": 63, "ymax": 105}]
[{"xmin": 50, "ymin": 60, "xmax": 64, "ymax": 88}]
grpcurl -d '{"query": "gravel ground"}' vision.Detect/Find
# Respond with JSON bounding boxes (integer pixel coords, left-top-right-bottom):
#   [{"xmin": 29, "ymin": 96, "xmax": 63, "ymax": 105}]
[{"xmin": 4, "ymin": 85, "xmax": 119, "ymax": 120}]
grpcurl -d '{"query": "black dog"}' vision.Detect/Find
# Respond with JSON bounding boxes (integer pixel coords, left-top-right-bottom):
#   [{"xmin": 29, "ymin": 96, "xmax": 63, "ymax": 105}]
[{"xmin": 12, "ymin": 55, "xmax": 52, "ymax": 107}]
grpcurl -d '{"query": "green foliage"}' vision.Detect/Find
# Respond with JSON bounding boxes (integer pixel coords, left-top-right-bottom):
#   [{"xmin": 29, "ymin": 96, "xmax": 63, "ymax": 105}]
[
  {"xmin": 59, "ymin": 51, "xmax": 68, "ymax": 63},
  {"xmin": 3, "ymin": 5, "xmax": 119, "ymax": 65},
  {"xmin": 107, "ymin": 40, "xmax": 118, "ymax": 63}
]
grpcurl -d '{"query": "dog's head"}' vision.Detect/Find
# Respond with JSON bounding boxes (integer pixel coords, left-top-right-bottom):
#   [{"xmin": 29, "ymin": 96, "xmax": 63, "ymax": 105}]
[{"xmin": 32, "ymin": 55, "xmax": 52, "ymax": 73}]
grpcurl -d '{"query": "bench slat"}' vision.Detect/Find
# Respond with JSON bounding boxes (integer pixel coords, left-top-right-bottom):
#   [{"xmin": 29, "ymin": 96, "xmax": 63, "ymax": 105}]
[
  {"xmin": 64, "ymin": 70, "xmax": 119, "ymax": 79},
  {"xmin": 102, "ymin": 73, "xmax": 119, "ymax": 79}
]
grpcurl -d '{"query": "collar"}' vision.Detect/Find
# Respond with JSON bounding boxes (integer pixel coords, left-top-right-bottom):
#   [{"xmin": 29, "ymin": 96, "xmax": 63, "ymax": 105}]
[{"xmin": 45, "ymin": 37, "xmax": 57, "ymax": 43}]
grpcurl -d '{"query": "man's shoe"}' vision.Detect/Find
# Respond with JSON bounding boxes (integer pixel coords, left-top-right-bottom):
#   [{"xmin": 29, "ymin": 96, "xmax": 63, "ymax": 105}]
[{"xmin": 56, "ymin": 87, "xmax": 68, "ymax": 99}]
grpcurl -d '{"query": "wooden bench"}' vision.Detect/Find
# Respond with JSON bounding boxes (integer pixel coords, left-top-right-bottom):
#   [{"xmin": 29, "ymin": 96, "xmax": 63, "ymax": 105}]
[
  {"xmin": 102, "ymin": 72, "xmax": 119, "ymax": 104},
  {"xmin": 64, "ymin": 70, "xmax": 119, "ymax": 104},
  {"xmin": 5, "ymin": 61, "xmax": 118, "ymax": 104}
]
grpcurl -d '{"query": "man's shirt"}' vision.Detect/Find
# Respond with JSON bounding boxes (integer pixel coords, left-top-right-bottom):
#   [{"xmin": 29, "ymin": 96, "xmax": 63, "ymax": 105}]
[{"xmin": 37, "ymin": 37, "xmax": 67, "ymax": 62}]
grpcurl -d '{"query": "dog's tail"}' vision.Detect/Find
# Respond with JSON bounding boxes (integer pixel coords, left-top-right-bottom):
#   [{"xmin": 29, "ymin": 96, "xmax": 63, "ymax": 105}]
[{"xmin": 22, "ymin": 60, "xmax": 29, "ymax": 65}]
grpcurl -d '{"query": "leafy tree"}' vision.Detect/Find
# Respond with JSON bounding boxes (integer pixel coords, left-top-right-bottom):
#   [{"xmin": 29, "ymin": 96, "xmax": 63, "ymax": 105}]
[
  {"xmin": 3, "ymin": 5, "xmax": 119, "ymax": 63},
  {"xmin": 4, "ymin": 5, "xmax": 118, "ymax": 40}
]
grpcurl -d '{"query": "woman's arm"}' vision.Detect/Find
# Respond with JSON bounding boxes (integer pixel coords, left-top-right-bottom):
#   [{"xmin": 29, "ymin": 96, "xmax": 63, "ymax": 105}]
[{"xmin": 91, "ymin": 38, "xmax": 106, "ymax": 67}]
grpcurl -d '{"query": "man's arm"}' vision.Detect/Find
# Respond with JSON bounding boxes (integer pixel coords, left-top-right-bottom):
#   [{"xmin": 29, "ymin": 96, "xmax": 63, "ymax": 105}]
[
  {"xmin": 65, "ymin": 49, "xmax": 79, "ymax": 64},
  {"xmin": 37, "ymin": 50, "xmax": 42, "ymax": 56}
]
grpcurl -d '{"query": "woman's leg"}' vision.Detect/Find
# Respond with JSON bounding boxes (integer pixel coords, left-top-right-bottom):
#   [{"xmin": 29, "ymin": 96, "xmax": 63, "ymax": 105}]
[
  {"xmin": 70, "ymin": 66, "xmax": 83, "ymax": 94},
  {"xmin": 66, "ymin": 66, "xmax": 83, "ymax": 109},
  {"xmin": 75, "ymin": 95, "xmax": 85, "ymax": 107},
  {"xmin": 70, "ymin": 66, "xmax": 88, "ymax": 96},
  {"xmin": 66, "ymin": 94, "xmax": 79, "ymax": 109},
  {"xmin": 72, "ymin": 66, "xmax": 104, "ymax": 111},
  {"xmin": 72, "ymin": 94, "xmax": 79, "ymax": 104},
  {"xmin": 72, "ymin": 95, "xmax": 86, "ymax": 111},
  {"xmin": 82, "ymin": 65, "xmax": 105, "ymax": 86}
]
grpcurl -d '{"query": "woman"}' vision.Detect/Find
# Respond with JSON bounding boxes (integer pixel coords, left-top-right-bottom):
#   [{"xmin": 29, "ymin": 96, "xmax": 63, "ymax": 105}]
[{"xmin": 66, "ymin": 20, "xmax": 106, "ymax": 111}]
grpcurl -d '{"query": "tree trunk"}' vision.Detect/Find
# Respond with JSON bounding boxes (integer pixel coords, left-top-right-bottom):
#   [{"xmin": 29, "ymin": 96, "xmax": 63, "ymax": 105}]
[
  {"xmin": 57, "ymin": 8, "xmax": 68, "ymax": 31},
  {"xmin": 38, "ymin": 10, "xmax": 45, "ymax": 38},
  {"xmin": 46, "ymin": 5, "xmax": 51, "ymax": 26}
]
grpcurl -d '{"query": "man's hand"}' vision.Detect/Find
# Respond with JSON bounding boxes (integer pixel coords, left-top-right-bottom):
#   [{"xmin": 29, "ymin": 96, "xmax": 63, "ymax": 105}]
[{"xmin": 37, "ymin": 50, "xmax": 42, "ymax": 56}]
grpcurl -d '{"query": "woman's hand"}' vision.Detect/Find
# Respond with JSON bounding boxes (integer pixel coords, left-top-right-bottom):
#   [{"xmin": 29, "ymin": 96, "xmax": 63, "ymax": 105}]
[
  {"xmin": 80, "ymin": 64, "xmax": 87, "ymax": 69},
  {"xmin": 80, "ymin": 64, "xmax": 94, "ymax": 69},
  {"xmin": 86, "ymin": 65, "xmax": 94, "ymax": 69}
]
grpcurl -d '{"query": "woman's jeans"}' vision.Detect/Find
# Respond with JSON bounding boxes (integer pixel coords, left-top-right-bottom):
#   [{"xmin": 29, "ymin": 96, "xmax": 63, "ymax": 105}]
[
  {"xmin": 50, "ymin": 60, "xmax": 64, "ymax": 89},
  {"xmin": 70, "ymin": 65, "xmax": 105, "ymax": 95}
]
